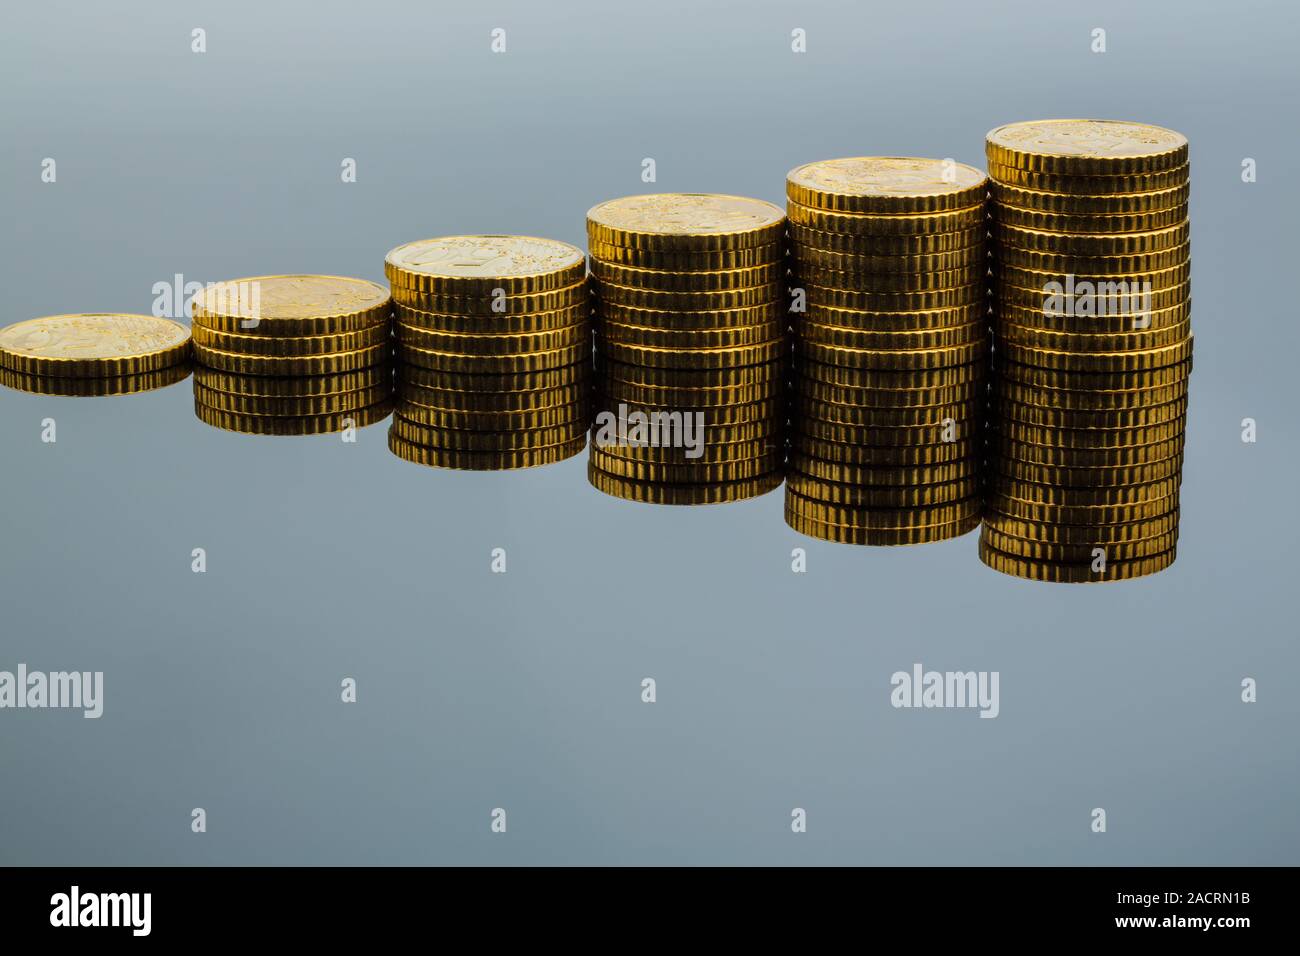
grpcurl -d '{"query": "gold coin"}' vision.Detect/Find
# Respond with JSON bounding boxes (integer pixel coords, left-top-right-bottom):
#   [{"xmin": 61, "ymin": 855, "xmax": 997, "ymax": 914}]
[
  {"xmin": 593, "ymin": 407, "xmax": 780, "ymax": 442},
  {"xmin": 388, "ymin": 430, "xmax": 586, "ymax": 470},
  {"xmin": 589, "ymin": 277, "xmax": 783, "ymax": 311},
  {"xmin": 995, "ymin": 277, "xmax": 1189, "ymax": 313},
  {"xmin": 988, "ymin": 162, "xmax": 1189, "ymax": 194},
  {"xmin": 798, "ymin": 357, "xmax": 984, "ymax": 389},
  {"xmin": 194, "ymin": 382, "xmax": 391, "ymax": 416},
  {"xmin": 589, "ymin": 241, "xmax": 784, "ymax": 271},
  {"xmin": 597, "ymin": 299, "xmax": 783, "ymax": 331},
  {"xmin": 995, "ymin": 335, "xmax": 1193, "ymax": 373},
  {"xmin": 789, "ymin": 222, "xmax": 984, "ymax": 255},
  {"xmin": 991, "ymin": 220, "xmax": 1188, "ymax": 255},
  {"xmin": 587, "ymin": 463, "xmax": 782, "ymax": 504},
  {"xmin": 400, "ymin": 362, "xmax": 586, "ymax": 393},
  {"xmin": 791, "ymin": 435, "xmax": 976, "ymax": 465},
  {"xmin": 797, "ymin": 339, "xmax": 985, "ymax": 371},
  {"xmin": 787, "ymin": 201, "xmax": 985, "ymax": 236},
  {"xmin": 787, "ymin": 472, "xmax": 978, "ymax": 507},
  {"xmin": 799, "ymin": 418, "xmax": 972, "ymax": 446},
  {"xmin": 996, "ymin": 242, "xmax": 1190, "ymax": 275},
  {"xmin": 802, "ymin": 302, "xmax": 986, "ymax": 332},
  {"xmin": 190, "ymin": 323, "xmax": 389, "ymax": 357},
  {"xmin": 392, "ymin": 282, "xmax": 589, "ymax": 315},
  {"xmin": 391, "ymin": 416, "xmax": 586, "ymax": 450},
  {"xmin": 598, "ymin": 356, "xmax": 784, "ymax": 388},
  {"xmin": 0, "ymin": 314, "xmax": 190, "ymax": 377},
  {"xmin": 395, "ymin": 322, "xmax": 588, "ymax": 356},
  {"xmin": 394, "ymin": 402, "xmax": 586, "ymax": 431},
  {"xmin": 588, "ymin": 258, "xmax": 784, "ymax": 292},
  {"xmin": 795, "ymin": 264, "xmax": 982, "ymax": 294},
  {"xmin": 585, "ymin": 193, "xmax": 786, "ymax": 251},
  {"xmin": 982, "ymin": 526, "xmax": 1178, "ymax": 562},
  {"xmin": 993, "ymin": 475, "xmax": 1180, "ymax": 507},
  {"xmin": 398, "ymin": 381, "xmax": 587, "ymax": 414},
  {"xmin": 1, "ymin": 363, "xmax": 190, "ymax": 396},
  {"xmin": 195, "ymin": 366, "xmax": 390, "ymax": 396},
  {"xmin": 798, "ymin": 397, "xmax": 978, "ymax": 428},
  {"xmin": 997, "ymin": 299, "xmax": 1191, "ymax": 334},
  {"xmin": 596, "ymin": 396, "xmax": 782, "ymax": 427},
  {"xmin": 792, "ymin": 245, "xmax": 986, "ymax": 274},
  {"xmin": 193, "ymin": 342, "xmax": 390, "ymax": 375},
  {"xmin": 599, "ymin": 320, "xmax": 781, "ymax": 350},
  {"xmin": 385, "ymin": 235, "xmax": 585, "ymax": 295},
  {"xmin": 986, "ymin": 492, "xmax": 1179, "ymax": 525},
  {"xmin": 195, "ymin": 399, "xmax": 392, "ymax": 435},
  {"xmin": 990, "ymin": 180, "xmax": 1189, "ymax": 215},
  {"xmin": 397, "ymin": 341, "xmax": 587, "ymax": 374},
  {"xmin": 789, "ymin": 452, "xmax": 978, "ymax": 486},
  {"xmin": 989, "ymin": 455, "xmax": 1183, "ymax": 487},
  {"xmin": 990, "ymin": 202, "xmax": 1188, "ymax": 234},
  {"xmin": 785, "ymin": 510, "xmax": 979, "ymax": 545},
  {"xmin": 593, "ymin": 432, "xmax": 783, "ymax": 464},
  {"xmin": 599, "ymin": 379, "xmax": 780, "ymax": 409},
  {"xmin": 979, "ymin": 540, "xmax": 1177, "ymax": 582},
  {"xmin": 994, "ymin": 377, "xmax": 1187, "ymax": 410},
  {"xmin": 191, "ymin": 274, "xmax": 391, "ymax": 335},
  {"xmin": 994, "ymin": 397, "xmax": 1188, "ymax": 430},
  {"xmin": 991, "ymin": 436, "xmax": 1184, "ymax": 468},
  {"xmin": 798, "ymin": 319, "xmax": 985, "ymax": 352},
  {"xmin": 588, "ymin": 448, "xmax": 782, "ymax": 483},
  {"xmin": 795, "ymin": 376, "xmax": 983, "ymax": 408},
  {"xmin": 986, "ymin": 119, "xmax": 1188, "ymax": 175},
  {"xmin": 786, "ymin": 157, "xmax": 987, "ymax": 214},
  {"xmin": 998, "ymin": 319, "xmax": 1192, "ymax": 352},
  {"xmin": 799, "ymin": 282, "xmax": 985, "ymax": 312},
  {"xmin": 983, "ymin": 510, "xmax": 1180, "ymax": 543},
  {"xmin": 993, "ymin": 355, "xmax": 1191, "ymax": 391},
  {"xmin": 600, "ymin": 340, "xmax": 784, "ymax": 370},
  {"xmin": 786, "ymin": 489, "xmax": 980, "ymax": 529},
  {"xmin": 395, "ymin": 301, "xmax": 588, "ymax": 334}
]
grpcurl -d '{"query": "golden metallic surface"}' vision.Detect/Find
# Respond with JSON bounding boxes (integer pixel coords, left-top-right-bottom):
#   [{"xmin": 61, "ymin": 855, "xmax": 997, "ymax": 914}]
[
  {"xmin": 795, "ymin": 264, "xmax": 982, "ymax": 294},
  {"xmin": 986, "ymin": 120, "xmax": 1188, "ymax": 174},
  {"xmin": 194, "ymin": 383, "xmax": 391, "ymax": 416},
  {"xmin": 789, "ymin": 453, "xmax": 978, "ymax": 486},
  {"xmin": 398, "ymin": 382, "xmax": 587, "ymax": 414},
  {"xmin": 989, "ymin": 180, "xmax": 1190, "ymax": 215},
  {"xmin": 401, "ymin": 362, "xmax": 587, "ymax": 393},
  {"xmin": 995, "ymin": 336, "xmax": 1193, "ymax": 373},
  {"xmin": 598, "ymin": 357, "xmax": 784, "ymax": 388},
  {"xmin": 799, "ymin": 282, "xmax": 985, "ymax": 312},
  {"xmin": 1, "ymin": 363, "xmax": 191, "ymax": 396},
  {"xmin": 589, "ymin": 242, "xmax": 784, "ymax": 271},
  {"xmin": 588, "ymin": 463, "xmax": 783, "ymax": 504},
  {"xmin": 799, "ymin": 418, "xmax": 972, "ymax": 446},
  {"xmin": 802, "ymin": 302, "xmax": 986, "ymax": 332},
  {"xmin": 798, "ymin": 319, "xmax": 986, "ymax": 352},
  {"xmin": 998, "ymin": 319, "xmax": 1193, "ymax": 352},
  {"xmin": 978, "ymin": 540, "xmax": 1177, "ymax": 582},
  {"xmin": 589, "ymin": 278, "xmax": 783, "ymax": 311},
  {"xmin": 994, "ymin": 378, "xmax": 1188, "ymax": 410},
  {"xmin": 798, "ymin": 357, "xmax": 985, "ymax": 389},
  {"xmin": 993, "ymin": 397, "xmax": 1188, "ymax": 430},
  {"xmin": 391, "ymin": 417, "xmax": 586, "ymax": 450},
  {"xmin": 788, "ymin": 222, "xmax": 984, "ymax": 255},
  {"xmin": 997, "ymin": 299, "xmax": 1191, "ymax": 334},
  {"xmin": 982, "ymin": 510, "xmax": 1180, "ymax": 544},
  {"xmin": 601, "ymin": 340, "xmax": 785, "ymax": 370},
  {"xmin": 982, "ymin": 526, "xmax": 1178, "ymax": 562},
  {"xmin": 786, "ymin": 489, "xmax": 981, "ymax": 529},
  {"xmin": 397, "ymin": 341, "xmax": 587, "ymax": 374},
  {"xmin": 787, "ymin": 201, "xmax": 985, "ymax": 237},
  {"xmin": 996, "ymin": 241, "xmax": 1190, "ymax": 275},
  {"xmin": 193, "ymin": 342, "xmax": 390, "ymax": 375},
  {"xmin": 598, "ymin": 320, "xmax": 782, "ymax": 350},
  {"xmin": 588, "ymin": 258, "xmax": 784, "ymax": 292},
  {"xmin": 388, "ymin": 430, "xmax": 586, "ymax": 470},
  {"xmin": 594, "ymin": 411, "xmax": 779, "ymax": 444},
  {"xmin": 786, "ymin": 157, "xmax": 987, "ymax": 214},
  {"xmin": 797, "ymin": 339, "xmax": 985, "ymax": 371},
  {"xmin": 991, "ymin": 220, "xmax": 1189, "ymax": 254},
  {"xmin": 195, "ymin": 399, "xmax": 393, "ymax": 435},
  {"xmin": 995, "ymin": 279, "xmax": 1189, "ymax": 313},
  {"xmin": 785, "ymin": 509, "xmax": 980, "ymax": 545},
  {"xmin": 395, "ymin": 301, "xmax": 588, "ymax": 334},
  {"xmin": 190, "ymin": 322, "xmax": 390, "ymax": 357},
  {"xmin": 585, "ymin": 193, "xmax": 786, "ymax": 251},
  {"xmin": 993, "ymin": 355, "xmax": 1192, "ymax": 390},
  {"xmin": 191, "ymin": 275, "xmax": 391, "ymax": 335},
  {"xmin": 385, "ymin": 236, "xmax": 586, "ymax": 294},
  {"xmin": 392, "ymin": 282, "xmax": 589, "ymax": 315},
  {"xmin": 987, "ymin": 162, "xmax": 1189, "ymax": 194},
  {"xmin": 990, "ymin": 202, "xmax": 1188, "ymax": 234},
  {"xmin": 985, "ymin": 492, "xmax": 1180, "ymax": 525},
  {"xmin": 599, "ymin": 379, "xmax": 780, "ymax": 409},
  {"xmin": 791, "ymin": 435, "xmax": 976, "ymax": 465},
  {"xmin": 991, "ymin": 475, "xmax": 1180, "ymax": 506},
  {"xmin": 195, "ymin": 366, "xmax": 390, "ymax": 397},
  {"xmin": 0, "ymin": 314, "xmax": 190, "ymax": 377},
  {"xmin": 393, "ymin": 403, "xmax": 587, "ymax": 431},
  {"xmin": 796, "ymin": 376, "xmax": 983, "ymax": 408},
  {"xmin": 991, "ymin": 437, "xmax": 1184, "ymax": 468},
  {"xmin": 993, "ymin": 260, "xmax": 1191, "ymax": 295},
  {"xmin": 588, "ymin": 447, "xmax": 782, "ymax": 482},
  {"xmin": 792, "ymin": 245, "xmax": 986, "ymax": 274},
  {"xmin": 596, "ymin": 396, "xmax": 781, "ymax": 426},
  {"xmin": 988, "ymin": 455, "xmax": 1183, "ymax": 487},
  {"xmin": 395, "ymin": 322, "xmax": 589, "ymax": 356},
  {"xmin": 798, "ymin": 397, "xmax": 979, "ymax": 428},
  {"xmin": 787, "ymin": 472, "xmax": 978, "ymax": 507},
  {"xmin": 597, "ymin": 299, "xmax": 783, "ymax": 330}
]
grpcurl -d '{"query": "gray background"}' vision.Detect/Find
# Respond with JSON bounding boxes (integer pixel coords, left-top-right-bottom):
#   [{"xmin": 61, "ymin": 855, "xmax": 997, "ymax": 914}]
[{"xmin": 2, "ymin": 0, "xmax": 1297, "ymax": 865}]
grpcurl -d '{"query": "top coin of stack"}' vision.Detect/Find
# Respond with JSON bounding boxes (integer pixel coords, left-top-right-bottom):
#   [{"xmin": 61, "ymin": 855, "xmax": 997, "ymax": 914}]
[
  {"xmin": 785, "ymin": 158, "xmax": 988, "ymax": 545},
  {"xmin": 190, "ymin": 275, "xmax": 394, "ymax": 435},
  {"xmin": 585, "ymin": 193, "xmax": 788, "ymax": 505},
  {"xmin": 0, "ymin": 313, "xmax": 191, "ymax": 396},
  {"xmin": 983, "ymin": 119, "xmax": 1191, "ymax": 582},
  {"xmin": 384, "ymin": 235, "xmax": 590, "ymax": 470}
]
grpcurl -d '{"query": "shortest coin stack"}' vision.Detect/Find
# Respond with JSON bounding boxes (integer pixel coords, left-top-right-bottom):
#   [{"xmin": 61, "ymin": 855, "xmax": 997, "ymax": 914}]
[
  {"xmin": 586, "ymin": 193, "xmax": 788, "ymax": 505},
  {"xmin": 384, "ymin": 236, "xmax": 590, "ymax": 470},
  {"xmin": 785, "ymin": 158, "xmax": 988, "ymax": 544},
  {"xmin": 0, "ymin": 313, "xmax": 191, "ymax": 396},
  {"xmin": 190, "ymin": 275, "xmax": 394, "ymax": 435}
]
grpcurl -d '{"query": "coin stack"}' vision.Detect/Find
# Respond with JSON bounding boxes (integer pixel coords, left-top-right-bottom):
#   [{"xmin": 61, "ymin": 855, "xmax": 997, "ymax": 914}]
[
  {"xmin": 0, "ymin": 313, "xmax": 191, "ymax": 396},
  {"xmin": 785, "ymin": 158, "xmax": 988, "ymax": 544},
  {"xmin": 983, "ymin": 119, "xmax": 1191, "ymax": 582},
  {"xmin": 585, "ymin": 194, "xmax": 787, "ymax": 504},
  {"xmin": 191, "ymin": 275, "xmax": 394, "ymax": 435},
  {"xmin": 383, "ymin": 236, "xmax": 590, "ymax": 470}
]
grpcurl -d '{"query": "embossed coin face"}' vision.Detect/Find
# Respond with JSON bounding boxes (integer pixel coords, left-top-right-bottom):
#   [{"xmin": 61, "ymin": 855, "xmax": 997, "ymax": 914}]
[
  {"xmin": 587, "ymin": 194, "xmax": 786, "ymax": 238},
  {"xmin": 789, "ymin": 157, "xmax": 986, "ymax": 199},
  {"xmin": 386, "ymin": 236, "xmax": 584, "ymax": 278},
  {"xmin": 194, "ymin": 275, "xmax": 389, "ymax": 320},
  {"xmin": 987, "ymin": 120, "xmax": 1187, "ymax": 163},
  {"xmin": 0, "ymin": 313, "xmax": 190, "ymax": 375}
]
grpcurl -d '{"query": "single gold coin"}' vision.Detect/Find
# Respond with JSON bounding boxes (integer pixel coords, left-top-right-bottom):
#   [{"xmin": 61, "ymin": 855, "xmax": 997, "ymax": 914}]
[
  {"xmin": 598, "ymin": 356, "xmax": 784, "ymax": 389},
  {"xmin": 400, "ymin": 361, "xmax": 586, "ymax": 393},
  {"xmin": 792, "ymin": 245, "xmax": 986, "ymax": 274},
  {"xmin": 787, "ymin": 472, "xmax": 978, "ymax": 507},
  {"xmin": 798, "ymin": 417, "xmax": 971, "ymax": 447},
  {"xmin": 992, "ymin": 399, "xmax": 1188, "ymax": 432},
  {"xmin": 995, "ymin": 277, "xmax": 1189, "ymax": 313},
  {"xmin": 998, "ymin": 319, "xmax": 1192, "ymax": 352},
  {"xmin": 798, "ymin": 319, "xmax": 986, "ymax": 352},
  {"xmin": 997, "ymin": 299, "xmax": 1191, "ymax": 335},
  {"xmin": 589, "ymin": 447, "xmax": 782, "ymax": 481},
  {"xmin": 195, "ymin": 365, "xmax": 390, "ymax": 397},
  {"xmin": 787, "ymin": 201, "xmax": 985, "ymax": 237},
  {"xmin": 798, "ymin": 281, "xmax": 985, "ymax": 313},
  {"xmin": 600, "ymin": 319, "xmax": 781, "ymax": 350},
  {"xmin": 194, "ymin": 382, "xmax": 392, "ymax": 416},
  {"xmin": 1, "ymin": 363, "xmax": 190, "ymax": 396},
  {"xmin": 979, "ymin": 540, "xmax": 1177, "ymax": 582},
  {"xmin": 388, "ymin": 430, "xmax": 586, "ymax": 470},
  {"xmin": 988, "ymin": 454, "xmax": 1184, "ymax": 488},
  {"xmin": 791, "ymin": 434, "xmax": 977, "ymax": 465},
  {"xmin": 588, "ymin": 258, "xmax": 784, "ymax": 292},
  {"xmin": 993, "ymin": 261, "xmax": 1191, "ymax": 297},
  {"xmin": 193, "ymin": 341, "xmax": 390, "ymax": 375},
  {"xmin": 391, "ymin": 416, "xmax": 586, "ymax": 451},
  {"xmin": 803, "ymin": 302, "xmax": 986, "ymax": 332},
  {"xmin": 0, "ymin": 314, "xmax": 190, "ymax": 377},
  {"xmin": 789, "ymin": 222, "xmax": 984, "ymax": 256},
  {"xmin": 601, "ymin": 339, "xmax": 784, "ymax": 370},
  {"xmin": 587, "ymin": 462, "xmax": 783, "ymax": 504},
  {"xmin": 585, "ymin": 193, "xmax": 786, "ymax": 251},
  {"xmin": 986, "ymin": 119, "xmax": 1188, "ymax": 175},
  {"xmin": 985, "ymin": 492, "xmax": 1180, "ymax": 526},
  {"xmin": 395, "ymin": 322, "xmax": 588, "ymax": 356},
  {"xmin": 392, "ymin": 281, "xmax": 589, "ymax": 316},
  {"xmin": 992, "ymin": 355, "xmax": 1192, "ymax": 391},
  {"xmin": 599, "ymin": 379, "xmax": 781, "ymax": 409},
  {"xmin": 990, "ymin": 202, "xmax": 1188, "ymax": 234},
  {"xmin": 795, "ymin": 376, "xmax": 983, "ymax": 409},
  {"xmin": 994, "ymin": 377, "xmax": 1188, "ymax": 411},
  {"xmin": 786, "ymin": 157, "xmax": 987, "ymax": 214},
  {"xmin": 785, "ymin": 489, "xmax": 981, "ymax": 529},
  {"xmin": 597, "ymin": 299, "xmax": 783, "ymax": 331},
  {"xmin": 195, "ymin": 399, "xmax": 392, "ymax": 435},
  {"xmin": 385, "ymin": 235, "xmax": 585, "ymax": 295},
  {"xmin": 991, "ymin": 220, "xmax": 1188, "ymax": 255},
  {"xmin": 589, "ymin": 277, "xmax": 783, "ymax": 311},
  {"xmin": 988, "ymin": 162, "xmax": 1189, "ymax": 194},
  {"xmin": 798, "ymin": 396, "xmax": 979, "ymax": 429},
  {"xmin": 589, "ymin": 241, "xmax": 784, "ymax": 272},
  {"xmin": 395, "ymin": 301, "xmax": 588, "ymax": 334},
  {"xmin": 191, "ymin": 275, "xmax": 391, "ymax": 335},
  {"xmin": 397, "ymin": 341, "xmax": 588, "ymax": 374},
  {"xmin": 997, "ymin": 242, "xmax": 1190, "ymax": 276},
  {"xmin": 995, "ymin": 335, "xmax": 1193, "ymax": 373},
  {"xmin": 983, "ymin": 510, "xmax": 1180, "ymax": 544},
  {"xmin": 785, "ymin": 510, "xmax": 979, "ymax": 545},
  {"xmin": 398, "ymin": 383, "xmax": 587, "ymax": 415},
  {"xmin": 798, "ymin": 356, "xmax": 984, "ymax": 389},
  {"xmin": 394, "ymin": 403, "xmax": 587, "ymax": 431},
  {"xmin": 190, "ymin": 322, "xmax": 389, "ymax": 357},
  {"xmin": 990, "ymin": 436, "xmax": 1184, "ymax": 468},
  {"xmin": 788, "ymin": 452, "xmax": 977, "ymax": 486},
  {"xmin": 797, "ymin": 339, "xmax": 985, "ymax": 371},
  {"xmin": 992, "ymin": 475, "xmax": 1181, "ymax": 507},
  {"xmin": 990, "ymin": 180, "xmax": 1189, "ymax": 216},
  {"xmin": 795, "ymin": 265, "xmax": 984, "ymax": 294}
]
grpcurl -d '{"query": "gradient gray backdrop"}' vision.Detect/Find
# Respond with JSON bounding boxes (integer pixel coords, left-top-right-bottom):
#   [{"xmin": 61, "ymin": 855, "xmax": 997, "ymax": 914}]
[{"xmin": 2, "ymin": 0, "xmax": 1297, "ymax": 865}]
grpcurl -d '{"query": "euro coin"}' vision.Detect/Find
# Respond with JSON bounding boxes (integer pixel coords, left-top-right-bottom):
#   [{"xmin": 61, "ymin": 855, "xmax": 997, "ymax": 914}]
[{"xmin": 0, "ymin": 314, "xmax": 190, "ymax": 377}]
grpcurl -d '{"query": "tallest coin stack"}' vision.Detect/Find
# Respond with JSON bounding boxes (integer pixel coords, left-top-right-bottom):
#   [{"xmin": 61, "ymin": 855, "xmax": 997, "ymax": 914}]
[{"xmin": 982, "ymin": 120, "xmax": 1192, "ymax": 582}]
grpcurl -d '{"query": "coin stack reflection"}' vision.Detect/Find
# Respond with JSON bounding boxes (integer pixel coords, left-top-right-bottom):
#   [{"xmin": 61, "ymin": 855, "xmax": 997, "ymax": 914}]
[
  {"xmin": 983, "ymin": 120, "xmax": 1191, "ymax": 582},
  {"xmin": 586, "ymin": 193, "xmax": 787, "ymax": 504},
  {"xmin": 190, "ymin": 275, "xmax": 394, "ymax": 435},
  {"xmin": 785, "ymin": 158, "xmax": 988, "ymax": 544},
  {"xmin": 384, "ymin": 236, "xmax": 590, "ymax": 470}
]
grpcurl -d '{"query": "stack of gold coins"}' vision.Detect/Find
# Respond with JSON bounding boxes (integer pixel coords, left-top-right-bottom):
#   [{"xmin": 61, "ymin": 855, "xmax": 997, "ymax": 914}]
[
  {"xmin": 983, "ymin": 119, "xmax": 1191, "ymax": 582},
  {"xmin": 190, "ymin": 275, "xmax": 393, "ymax": 435},
  {"xmin": 383, "ymin": 236, "xmax": 590, "ymax": 470},
  {"xmin": 785, "ymin": 158, "xmax": 988, "ymax": 544},
  {"xmin": 585, "ymin": 193, "xmax": 787, "ymax": 505},
  {"xmin": 0, "ymin": 313, "xmax": 191, "ymax": 396}
]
